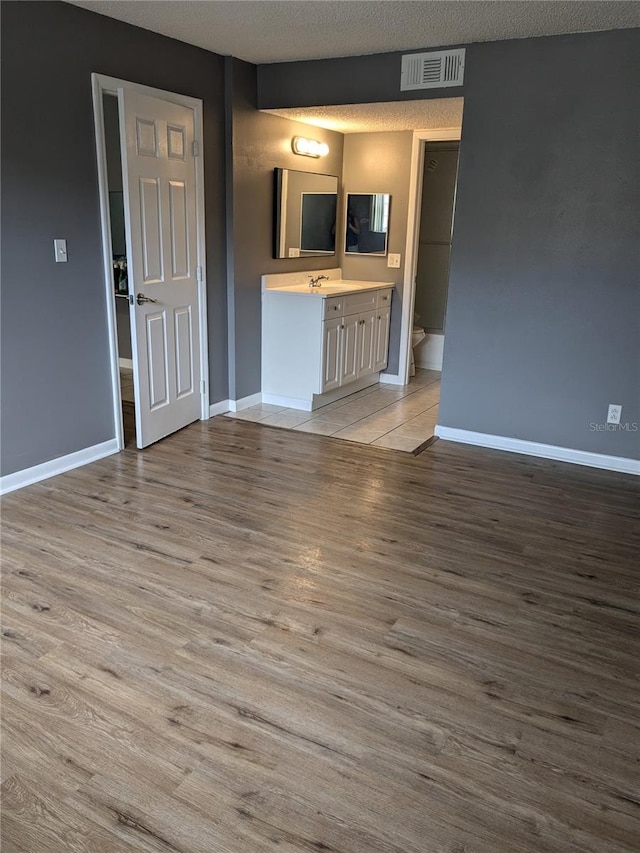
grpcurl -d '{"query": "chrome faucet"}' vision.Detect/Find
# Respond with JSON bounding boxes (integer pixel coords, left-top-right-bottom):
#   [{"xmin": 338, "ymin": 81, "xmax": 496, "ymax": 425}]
[{"xmin": 308, "ymin": 274, "xmax": 330, "ymax": 289}]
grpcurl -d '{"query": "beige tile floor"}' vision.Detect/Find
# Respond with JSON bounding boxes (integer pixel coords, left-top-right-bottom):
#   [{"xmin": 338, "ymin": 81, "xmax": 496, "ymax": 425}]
[{"xmin": 225, "ymin": 369, "xmax": 441, "ymax": 452}]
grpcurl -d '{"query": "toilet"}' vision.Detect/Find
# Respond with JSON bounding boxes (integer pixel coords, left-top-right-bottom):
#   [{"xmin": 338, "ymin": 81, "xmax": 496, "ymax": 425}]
[{"xmin": 410, "ymin": 326, "xmax": 426, "ymax": 376}]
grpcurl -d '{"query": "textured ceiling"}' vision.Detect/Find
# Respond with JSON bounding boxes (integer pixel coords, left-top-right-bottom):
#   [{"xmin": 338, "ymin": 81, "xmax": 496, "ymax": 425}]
[
  {"xmin": 67, "ymin": 1, "xmax": 640, "ymax": 64},
  {"xmin": 265, "ymin": 98, "xmax": 464, "ymax": 134}
]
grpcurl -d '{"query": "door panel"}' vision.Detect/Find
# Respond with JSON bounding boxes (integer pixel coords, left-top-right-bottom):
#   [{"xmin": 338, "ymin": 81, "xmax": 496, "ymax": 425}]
[
  {"xmin": 167, "ymin": 125, "xmax": 186, "ymax": 160},
  {"xmin": 146, "ymin": 312, "xmax": 169, "ymax": 409},
  {"xmin": 169, "ymin": 181, "xmax": 189, "ymax": 279},
  {"xmin": 136, "ymin": 118, "xmax": 158, "ymax": 157},
  {"xmin": 120, "ymin": 88, "xmax": 201, "ymax": 448},
  {"xmin": 139, "ymin": 178, "xmax": 163, "ymax": 283},
  {"xmin": 174, "ymin": 307, "xmax": 194, "ymax": 398}
]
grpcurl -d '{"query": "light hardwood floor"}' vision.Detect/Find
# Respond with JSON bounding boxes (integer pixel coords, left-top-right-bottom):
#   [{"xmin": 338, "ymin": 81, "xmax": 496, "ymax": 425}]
[{"xmin": 1, "ymin": 418, "xmax": 639, "ymax": 852}]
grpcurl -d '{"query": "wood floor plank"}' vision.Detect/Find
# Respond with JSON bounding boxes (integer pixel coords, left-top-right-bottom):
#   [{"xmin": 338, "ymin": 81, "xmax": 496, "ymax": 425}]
[
  {"xmin": 0, "ymin": 774, "xmax": 141, "ymax": 853},
  {"xmin": 2, "ymin": 417, "xmax": 639, "ymax": 851}
]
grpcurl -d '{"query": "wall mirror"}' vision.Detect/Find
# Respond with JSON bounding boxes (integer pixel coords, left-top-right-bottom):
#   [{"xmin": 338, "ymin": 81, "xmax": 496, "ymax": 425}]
[
  {"xmin": 273, "ymin": 168, "xmax": 338, "ymax": 259},
  {"xmin": 345, "ymin": 193, "xmax": 390, "ymax": 255}
]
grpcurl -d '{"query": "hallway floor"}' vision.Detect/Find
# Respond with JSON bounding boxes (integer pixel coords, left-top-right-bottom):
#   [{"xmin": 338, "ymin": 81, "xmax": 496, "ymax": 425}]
[{"xmin": 224, "ymin": 369, "xmax": 441, "ymax": 452}]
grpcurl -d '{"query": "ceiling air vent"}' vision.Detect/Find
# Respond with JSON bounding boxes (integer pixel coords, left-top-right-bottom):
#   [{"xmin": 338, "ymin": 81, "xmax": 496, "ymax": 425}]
[{"xmin": 400, "ymin": 49, "xmax": 465, "ymax": 91}]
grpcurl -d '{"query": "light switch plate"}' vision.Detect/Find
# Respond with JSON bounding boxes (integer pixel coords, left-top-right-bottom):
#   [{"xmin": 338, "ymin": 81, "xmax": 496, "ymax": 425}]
[
  {"xmin": 387, "ymin": 253, "xmax": 401, "ymax": 268},
  {"xmin": 54, "ymin": 239, "xmax": 68, "ymax": 263}
]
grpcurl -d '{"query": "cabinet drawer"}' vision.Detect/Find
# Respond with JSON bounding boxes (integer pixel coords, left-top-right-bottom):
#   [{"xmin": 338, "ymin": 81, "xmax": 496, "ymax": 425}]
[
  {"xmin": 343, "ymin": 290, "xmax": 377, "ymax": 316},
  {"xmin": 323, "ymin": 297, "xmax": 343, "ymax": 318},
  {"xmin": 376, "ymin": 288, "xmax": 392, "ymax": 308}
]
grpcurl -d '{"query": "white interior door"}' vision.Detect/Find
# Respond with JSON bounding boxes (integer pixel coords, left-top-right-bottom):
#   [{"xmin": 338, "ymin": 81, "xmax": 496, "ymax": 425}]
[{"xmin": 119, "ymin": 88, "xmax": 201, "ymax": 448}]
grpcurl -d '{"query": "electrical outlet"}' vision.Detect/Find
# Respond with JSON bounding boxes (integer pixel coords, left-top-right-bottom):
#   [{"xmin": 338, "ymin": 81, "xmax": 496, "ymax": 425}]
[
  {"xmin": 607, "ymin": 404, "xmax": 622, "ymax": 425},
  {"xmin": 288, "ymin": 247, "xmax": 300, "ymax": 258},
  {"xmin": 387, "ymin": 253, "xmax": 401, "ymax": 269}
]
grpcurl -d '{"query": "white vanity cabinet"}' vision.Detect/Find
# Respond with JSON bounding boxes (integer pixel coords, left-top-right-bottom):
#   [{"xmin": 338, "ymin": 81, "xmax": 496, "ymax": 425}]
[
  {"xmin": 321, "ymin": 316, "xmax": 342, "ymax": 392},
  {"xmin": 373, "ymin": 304, "xmax": 391, "ymax": 372},
  {"xmin": 321, "ymin": 292, "xmax": 387, "ymax": 393},
  {"xmin": 262, "ymin": 279, "xmax": 393, "ymax": 411}
]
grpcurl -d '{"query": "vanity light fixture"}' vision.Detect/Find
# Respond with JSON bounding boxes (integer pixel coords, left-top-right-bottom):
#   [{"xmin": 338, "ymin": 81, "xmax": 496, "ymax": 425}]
[{"xmin": 292, "ymin": 136, "xmax": 329, "ymax": 158}]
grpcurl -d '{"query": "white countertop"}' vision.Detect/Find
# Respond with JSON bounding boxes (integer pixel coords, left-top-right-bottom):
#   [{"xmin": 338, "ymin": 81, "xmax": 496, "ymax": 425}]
[{"xmin": 266, "ymin": 279, "xmax": 394, "ymax": 298}]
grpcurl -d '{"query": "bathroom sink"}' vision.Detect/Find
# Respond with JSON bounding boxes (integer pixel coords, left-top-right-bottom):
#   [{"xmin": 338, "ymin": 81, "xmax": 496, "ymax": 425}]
[
  {"xmin": 276, "ymin": 279, "xmax": 392, "ymax": 296},
  {"xmin": 310, "ymin": 282, "xmax": 361, "ymax": 292}
]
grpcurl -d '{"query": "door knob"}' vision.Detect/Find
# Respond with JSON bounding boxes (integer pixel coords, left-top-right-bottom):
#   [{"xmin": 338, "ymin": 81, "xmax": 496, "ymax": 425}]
[{"xmin": 136, "ymin": 293, "xmax": 158, "ymax": 305}]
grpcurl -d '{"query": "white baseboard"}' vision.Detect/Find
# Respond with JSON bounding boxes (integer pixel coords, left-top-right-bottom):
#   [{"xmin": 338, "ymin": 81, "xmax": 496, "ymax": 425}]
[
  {"xmin": 262, "ymin": 393, "xmax": 313, "ymax": 411},
  {"xmin": 228, "ymin": 392, "xmax": 262, "ymax": 413},
  {"xmin": 118, "ymin": 357, "xmax": 133, "ymax": 369},
  {"xmin": 379, "ymin": 372, "xmax": 405, "ymax": 386},
  {"xmin": 0, "ymin": 439, "xmax": 120, "ymax": 496},
  {"xmin": 209, "ymin": 399, "xmax": 231, "ymax": 416},
  {"xmin": 434, "ymin": 426, "xmax": 640, "ymax": 476}
]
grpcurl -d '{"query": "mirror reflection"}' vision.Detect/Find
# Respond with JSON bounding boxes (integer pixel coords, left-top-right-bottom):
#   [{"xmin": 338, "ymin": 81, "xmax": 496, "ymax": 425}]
[
  {"xmin": 345, "ymin": 193, "xmax": 390, "ymax": 255},
  {"xmin": 274, "ymin": 168, "xmax": 338, "ymax": 259}
]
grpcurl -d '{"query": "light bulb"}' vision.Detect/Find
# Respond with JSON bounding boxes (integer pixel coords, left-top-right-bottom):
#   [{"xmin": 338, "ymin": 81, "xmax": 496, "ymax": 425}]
[{"xmin": 292, "ymin": 136, "xmax": 329, "ymax": 158}]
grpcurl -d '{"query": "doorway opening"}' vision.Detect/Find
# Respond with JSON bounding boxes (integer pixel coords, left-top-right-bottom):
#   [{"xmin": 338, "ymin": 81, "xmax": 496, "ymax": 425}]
[
  {"xmin": 103, "ymin": 93, "xmax": 136, "ymax": 446},
  {"xmin": 411, "ymin": 140, "xmax": 460, "ymax": 374},
  {"xmin": 400, "ymin": 126, "xmax": 461, "ymax": 386}
]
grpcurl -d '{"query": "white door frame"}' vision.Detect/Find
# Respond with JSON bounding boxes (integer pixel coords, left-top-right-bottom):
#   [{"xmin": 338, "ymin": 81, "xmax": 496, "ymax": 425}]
[
  {"xmin": 91, "ymin": 73, "xmax": 210, "ymax": 450},
  {"xmin": 397, "ymin": 127, "xmax": 461, "ymax": 386}
]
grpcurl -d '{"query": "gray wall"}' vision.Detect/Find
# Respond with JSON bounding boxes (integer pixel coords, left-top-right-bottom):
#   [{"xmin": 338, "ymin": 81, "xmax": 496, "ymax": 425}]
[
  {"xmin": 340, "ymin": 132, "xmax": 413, "ymax": 375},
  {"xmin": 1, "ymin": 0, "xmax": 228, "ymax": 477},
  {"xmin": 258, "ymin": 51, "xmax": 464, "ymax": 109},
  {"xmin": 440, "ymin": 29, "xmax": 640, "ymax": 458},
  {"xmin": 259, "ymin": 29, "xmax": 640, "ymax": 459},
  {"xmin": 228, "ymin": 59, "xmax": 344, "ymax": 399}
]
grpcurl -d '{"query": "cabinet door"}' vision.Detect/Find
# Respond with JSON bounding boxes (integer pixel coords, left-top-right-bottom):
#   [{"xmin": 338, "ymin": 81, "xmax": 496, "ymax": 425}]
[
  {"xmin": 321, "ymin": 317, "xmax": 342, "ymax": 392},
  {"xmin": 373, "ymin": 306, "xmax": 391, "ymax": 372},
  {"xmin": 357, "ymin": 310, "xmax": 377, "ymax": 377},
  {"xmin": 340, "ymin": 313, "xmax": 359, "ymax": 385}
]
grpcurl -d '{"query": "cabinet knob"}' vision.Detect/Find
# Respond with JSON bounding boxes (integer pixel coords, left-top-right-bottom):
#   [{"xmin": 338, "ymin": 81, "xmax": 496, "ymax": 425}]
[
  {"xmin": 340, "ymin": 324, "xmax": 344, "ymax": 329},
  {"xmin": 333, "ymin": 305, "xmax": 338, "ymax": 311},
  {"xmin": 383, "ymin": 295, "xmax": 388, "ymax": 301}
]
